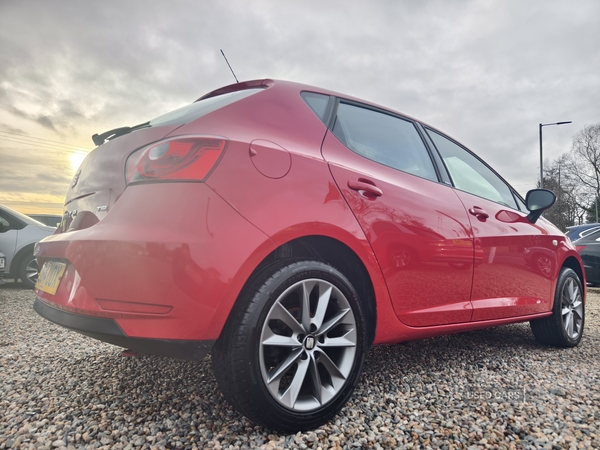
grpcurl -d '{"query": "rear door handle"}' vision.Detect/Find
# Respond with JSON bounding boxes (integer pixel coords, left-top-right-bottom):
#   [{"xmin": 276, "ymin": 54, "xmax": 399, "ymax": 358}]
[
  {"xmin": 348, "ymin": 179, "xmax": 383, "ymax": 197},
  {"xmin": 469, "ymin": 206, "xmax": 489, "ymax": 219}
]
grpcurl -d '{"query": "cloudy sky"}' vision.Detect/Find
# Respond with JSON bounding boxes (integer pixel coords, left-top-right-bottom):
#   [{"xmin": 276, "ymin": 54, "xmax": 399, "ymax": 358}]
[{"xmin": 1, "ymin": 0, "xmax": 599, "ymax": 214}]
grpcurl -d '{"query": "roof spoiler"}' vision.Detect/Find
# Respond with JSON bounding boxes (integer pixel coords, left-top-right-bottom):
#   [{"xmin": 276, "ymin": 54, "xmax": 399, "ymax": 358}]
[{"xmin": 196, "ymin": 79, "xmax": 274, "ymax": 102}]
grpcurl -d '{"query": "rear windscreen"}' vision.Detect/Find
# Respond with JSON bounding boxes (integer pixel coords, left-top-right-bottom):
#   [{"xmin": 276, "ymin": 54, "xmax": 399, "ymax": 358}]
[{"xmin": 149, "ymin": 88, "xmax": 264, "ymax": 127}]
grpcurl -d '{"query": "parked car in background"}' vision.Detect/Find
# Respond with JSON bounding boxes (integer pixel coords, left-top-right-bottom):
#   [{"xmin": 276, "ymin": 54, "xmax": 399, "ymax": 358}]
[
  {"xmin": 566, "ymin": 223, "xmax": 600, "ymax": 241},
  {"xmin": 573, "ymin": 228, "xmax": 600, "ymax": 285},
  {"xmin": 0, "ymin": 204, "xmax": 56, "ymax": 288},
  {"xmin": 33, "ymin": 79, "xmax": 586, "ymax": 431},
  {"xmin": 0, "ymin": 251, "xmax": 5, "ymax": 285},
  {"xmin": 27, "ymin": 214, "xmax": 62, "ymax": 228}
]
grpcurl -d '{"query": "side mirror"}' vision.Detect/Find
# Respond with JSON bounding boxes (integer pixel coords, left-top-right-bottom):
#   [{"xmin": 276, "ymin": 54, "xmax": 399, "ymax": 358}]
[{"xmin": 525, "ymin": 189, "xmax": 556, "ymax": 224}]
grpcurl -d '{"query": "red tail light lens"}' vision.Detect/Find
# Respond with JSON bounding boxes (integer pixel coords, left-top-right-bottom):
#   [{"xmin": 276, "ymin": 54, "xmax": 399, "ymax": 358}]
[
  {"xmin": 575, "ymin": 245, "xmax": 586, "ymax": 253},
  {"xmin": 127, "ymin": 136, "xmax": 227, "ymax": 183}
]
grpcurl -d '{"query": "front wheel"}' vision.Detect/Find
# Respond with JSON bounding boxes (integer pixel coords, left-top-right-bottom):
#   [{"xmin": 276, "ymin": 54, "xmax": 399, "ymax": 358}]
[
  {"xmin": 212, "ymin": 260, "xmax": 369, "ymax": 431},
  {"xmin": 530, "ymin": 267, "xmax": 585, "ymax": 347}
]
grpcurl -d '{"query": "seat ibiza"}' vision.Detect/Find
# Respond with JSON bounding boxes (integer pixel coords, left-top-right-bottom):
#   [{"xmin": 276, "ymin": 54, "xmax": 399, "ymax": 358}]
[{"xmin": 34, "ymin": 79, "xmax": 585, "ymax": 431}]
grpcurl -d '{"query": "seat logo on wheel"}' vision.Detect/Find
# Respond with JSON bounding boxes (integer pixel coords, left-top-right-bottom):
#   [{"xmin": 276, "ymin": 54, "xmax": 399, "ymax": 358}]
[{"xmin": 304, "ymin": 335, "xmax": 316, "ymax": 350}]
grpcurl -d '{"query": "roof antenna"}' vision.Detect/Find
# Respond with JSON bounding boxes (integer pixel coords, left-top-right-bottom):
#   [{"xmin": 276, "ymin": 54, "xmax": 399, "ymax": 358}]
[{"xmin": 220, "ymin": 49, "xmax": 239, "ymax": 83}]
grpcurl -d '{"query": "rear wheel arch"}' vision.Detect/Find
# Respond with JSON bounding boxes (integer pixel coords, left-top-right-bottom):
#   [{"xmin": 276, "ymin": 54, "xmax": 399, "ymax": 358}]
[{"xmin": 222, "ymin": 235, "xmax": 378, "ymax": 347}]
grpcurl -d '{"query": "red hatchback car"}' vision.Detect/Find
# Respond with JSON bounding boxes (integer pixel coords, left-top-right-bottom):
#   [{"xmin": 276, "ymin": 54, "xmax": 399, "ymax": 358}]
[{"xmin": 34, "ymin": 79, "xmax": 585, "ymax": 431}]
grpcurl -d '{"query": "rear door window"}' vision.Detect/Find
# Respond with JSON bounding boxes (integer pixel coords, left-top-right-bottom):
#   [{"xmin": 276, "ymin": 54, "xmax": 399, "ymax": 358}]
[{"xmin": 332, "ymin": 103, "xmax": 438, "ymax": 182}]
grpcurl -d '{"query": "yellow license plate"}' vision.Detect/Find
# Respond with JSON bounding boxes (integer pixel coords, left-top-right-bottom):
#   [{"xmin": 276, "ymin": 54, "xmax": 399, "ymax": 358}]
[{"xmin": 36, "ymin": 261, "xmax": 67, "ymax": 295}]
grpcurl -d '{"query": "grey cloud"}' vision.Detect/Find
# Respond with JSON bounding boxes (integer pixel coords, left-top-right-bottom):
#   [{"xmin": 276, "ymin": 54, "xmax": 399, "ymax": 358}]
[
  {"xmin": 36, "ymin": 116, "xmax": 56, "ymax": 131},
  {"xmin": 0, "ymin": 144, "xmax": 73, "ymax": 198},
  {"xmin": 0, "ymin": 0, "xmax": 599, "ymax": 203},
  {"xmin": 0, "ymin": 123, "xmax": 27, "ymax": 134},
  {"xmin": 2, "ymin": 103, "xmax": 57, "ymax": 131}
]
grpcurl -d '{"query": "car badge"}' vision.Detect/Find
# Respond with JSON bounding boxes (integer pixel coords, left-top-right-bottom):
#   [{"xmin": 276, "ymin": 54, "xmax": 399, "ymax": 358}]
[
  {"xmin": 71, "ymin": 170, "xmax": 81, "ymax": 188},
  {"xmin": 304, "ymin": 336, "xmax": 316, "ymax": 350}
]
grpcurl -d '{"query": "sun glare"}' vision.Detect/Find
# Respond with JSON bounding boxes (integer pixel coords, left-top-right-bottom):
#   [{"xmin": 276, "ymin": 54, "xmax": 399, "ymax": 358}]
[{"xmin": 70, "ymin": 152, "xmax": 87, "ymax": 172}]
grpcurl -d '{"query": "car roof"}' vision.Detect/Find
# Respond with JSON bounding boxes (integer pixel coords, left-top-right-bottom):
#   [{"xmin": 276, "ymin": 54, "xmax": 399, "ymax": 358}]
[
  {"xmin": 199, "ymin": 78, "xmax": 427, "ymax": 129},
  {"xmin": 566, "ymin": 223, "xmax": 600, "ymax": 231}
]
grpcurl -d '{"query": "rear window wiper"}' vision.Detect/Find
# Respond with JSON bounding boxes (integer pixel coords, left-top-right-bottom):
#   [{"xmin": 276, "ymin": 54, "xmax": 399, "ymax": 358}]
[{"xmin": 92, "ymin": 121, "xmax": 151, "ymax": 146}]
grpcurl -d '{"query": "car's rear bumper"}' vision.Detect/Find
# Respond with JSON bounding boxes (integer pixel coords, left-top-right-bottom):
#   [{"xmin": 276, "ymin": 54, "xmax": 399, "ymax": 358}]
[
  {"xmin": 33, "ymin": 183, "xmax": 275, "ymax": 346},
  {"xmin": 34, "ymin": 297, "xmax": 214, "ymax": 360}
]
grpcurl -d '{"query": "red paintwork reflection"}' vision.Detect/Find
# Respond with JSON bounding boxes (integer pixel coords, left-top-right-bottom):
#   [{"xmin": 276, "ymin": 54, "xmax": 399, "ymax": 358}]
[
  {"xmin": 322, "ymin": 132, "xmax": 474, "ymax": 327},
  {"xmin": 452, "ymin": 191, "xmax": 557, "ymax": 321}
]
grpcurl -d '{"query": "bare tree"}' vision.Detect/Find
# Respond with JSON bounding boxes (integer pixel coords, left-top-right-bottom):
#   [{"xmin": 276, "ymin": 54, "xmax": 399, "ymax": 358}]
[
  {"xmin": 585, "ymin": 196, "xmax": 600, "ymax": 223},
  {"xmin": 538, "ymin": 125, "xmax": 600, "ymax": 228},
  {"xmin": 565, "ymin": 124, "xmax": 600, "ymax": 211},
  {"xmin": 541, "ymin": 156, "xmax": 583, "ymax": 230}
]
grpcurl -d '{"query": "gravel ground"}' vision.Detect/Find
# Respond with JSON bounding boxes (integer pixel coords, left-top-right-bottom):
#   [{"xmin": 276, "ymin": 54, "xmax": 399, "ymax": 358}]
[{"xmin": 1, "ymin": 281, "xmax": 599, "ymax": 450}]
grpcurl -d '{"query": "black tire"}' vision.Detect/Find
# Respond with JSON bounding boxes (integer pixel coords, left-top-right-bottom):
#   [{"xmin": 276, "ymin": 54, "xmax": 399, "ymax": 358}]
[
  {"xmin": 530, "ymin": 267, "xmax": 584, "ymax": 347},
  {"xmin": 212, "ymin": 259, "xmax": 369, "ymax": 431},
  {"xmin": 18, "ymin": 253, "xmax": 39, "ymax": 289}
]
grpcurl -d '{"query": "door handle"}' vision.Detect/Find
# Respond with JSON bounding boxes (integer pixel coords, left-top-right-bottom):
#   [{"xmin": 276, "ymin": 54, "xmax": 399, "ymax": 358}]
[
  {"xmin": 348, "ymin": 179, "xmax": 383, "ymax": 197},
  {"xmin": 469, "ymin": 206, "xmax": 489, "ymax": 219}
]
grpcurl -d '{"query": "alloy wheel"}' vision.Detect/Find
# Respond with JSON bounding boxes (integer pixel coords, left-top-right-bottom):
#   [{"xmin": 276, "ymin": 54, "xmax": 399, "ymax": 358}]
[
  {"xmin": 561, "ymin": 277, "xmax": 583, "ymax": 340},
  {"xmin": 25, "ymin": 259, "xmax": 39, "ymax": 284},
  {"xmin": 259, "ymin": 279, "xmax": 357, "ymax": 411}
]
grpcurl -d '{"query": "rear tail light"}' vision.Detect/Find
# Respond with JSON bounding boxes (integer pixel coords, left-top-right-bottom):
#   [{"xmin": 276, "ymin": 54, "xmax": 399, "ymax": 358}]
[
  {"xmin": 575, "ymin": 245, "xmax": 586, "ymax": 253},
  {"xmin": 126, "ymin": 136, "xmax": 227, "ymax": 183}
]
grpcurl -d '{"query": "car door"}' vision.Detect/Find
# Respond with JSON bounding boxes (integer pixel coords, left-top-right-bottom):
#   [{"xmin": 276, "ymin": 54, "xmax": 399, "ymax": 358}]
[
  {"xmin": 321, "ymin": 101, "xmax": 475, "ymax": 327},
  {"xmin": 424, "ymin": 128, "xmax": 556, "ymax": 320}
]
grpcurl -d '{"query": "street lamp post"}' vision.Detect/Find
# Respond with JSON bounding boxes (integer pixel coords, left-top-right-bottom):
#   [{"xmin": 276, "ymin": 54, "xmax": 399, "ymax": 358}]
[{"xmin": 539, "ymin": 121, "xmax": 572, "ymax": 189}]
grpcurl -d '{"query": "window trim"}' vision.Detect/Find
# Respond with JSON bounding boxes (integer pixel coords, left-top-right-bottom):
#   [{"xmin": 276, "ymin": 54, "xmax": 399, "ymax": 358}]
[{"xmin": 415, "ymin": 122, "xmax": 452, "ymax": 186}]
